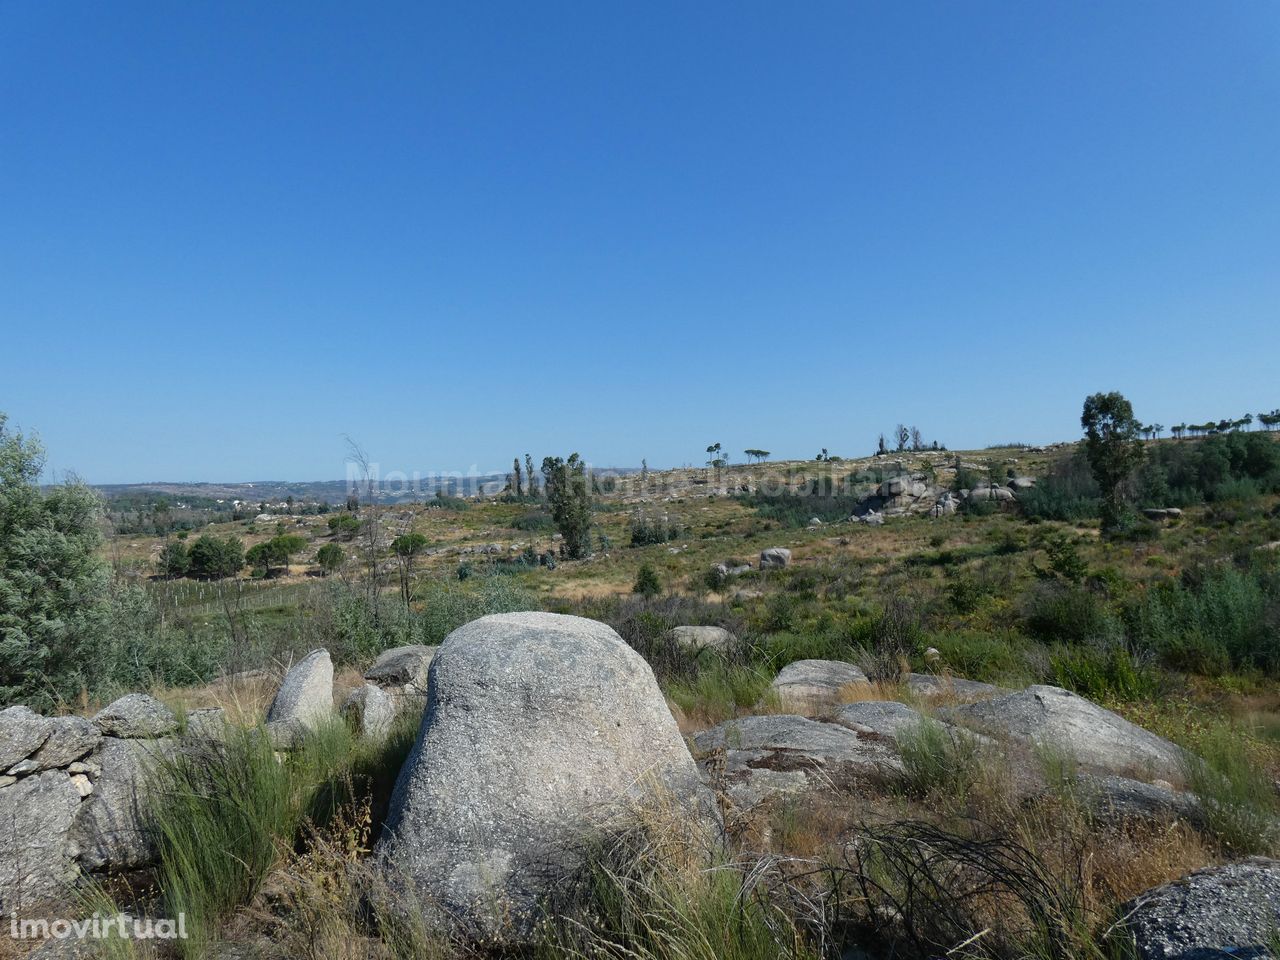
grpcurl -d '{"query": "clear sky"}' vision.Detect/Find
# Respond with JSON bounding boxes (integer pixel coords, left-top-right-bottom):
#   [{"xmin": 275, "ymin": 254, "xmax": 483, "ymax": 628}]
[{"xmin": 3, "ymin": 2, "xmax": 1278, "ymax": 484}]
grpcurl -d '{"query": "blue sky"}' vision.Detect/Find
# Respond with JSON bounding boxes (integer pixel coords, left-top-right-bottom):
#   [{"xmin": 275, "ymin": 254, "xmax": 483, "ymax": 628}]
[{"xmin": 2, "ymin": 2, "xmax": 1277, "ymax": 484}]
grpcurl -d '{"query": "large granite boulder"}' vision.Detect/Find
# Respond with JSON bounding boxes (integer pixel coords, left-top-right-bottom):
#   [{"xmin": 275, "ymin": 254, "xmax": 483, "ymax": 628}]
[
  {"xmin": 1122, "ymin": 858, "xmax": 1280, "ymax": 960},
  {"xmin": 92, "ymin": 694, "xmax": 178, "ymax": 740},
  {"xmin": 767, "ymin": 659, "xmax": 869, "ymax": 713},
  {"xmin": 693, "ymin": 714, "xmax": 901, "ymax": 809},
  {"xmin": 0, "ymin": 770, "xmax": 81, "ymax": 907},
  {"xmin": 940, "ymin": 685, "xmax": 1187, "ymax": 782},
  {"xmin": 376, "ymin": 612, "xmax": 718, "ymax": 943}
]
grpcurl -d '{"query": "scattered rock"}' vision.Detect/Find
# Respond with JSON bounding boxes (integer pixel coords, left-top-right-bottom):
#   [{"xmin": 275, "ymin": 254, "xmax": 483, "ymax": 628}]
[
  {"xmin": 759, "ymin": 547, "xmax": 792, "ymax": 569},
  {"xmin": 341, "ymin": 683, "xmax": 396, "ymax": 739},
  {"xmin": 0, "ymin": 705, "xmax": 53, "ymax": 770},
  {"xmin": 377, "ymin": 612, "xmax": 718, "ymax": 943},
  {"xmin": 693, "ymin": 715, "xmax": 901, "ymax": 809},
  {"xmin": 1122, "ymin": 858, "xmax": 1280, "ymax": 960},
  {"xmin": 767, "ymin": 660, "xmax": 869, "ymax": 714},
  {"xmin": 1008, "ymin": 476, "xmax": 1036, "ymax": 490},
  {"xmin": 940, "ymin": 685, "xmax": 1187, "ymax": 782},
  {"xmin": 0, "ymin": 770, "xmax": 82, "ymax": 907},
  {"xmin": 266, "ymin": 649, "xmax": 334, "ymax": 733},
  {"xmin": 92, "ymin": 694, "xmax": 179, "ymax": 740},
  {"xmin": 666, "ymin": 625, "xmax": 737, "ymax": 656}
]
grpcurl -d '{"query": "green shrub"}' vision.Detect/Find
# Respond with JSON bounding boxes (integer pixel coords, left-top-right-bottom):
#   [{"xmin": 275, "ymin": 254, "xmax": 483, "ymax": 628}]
[
  {"xmin": 1049, "ymin": 644, "xmax": 1158, "ymax": 701},
  {"xmin": 634, "ymin": 563, "xmax": 663, "ymax": 598},
  {"xmin": 1021, "ymin": 583, "xmax": 1119, "ymax": 646},
  {"xmin": 929, "ymin": 630, "xmax": 1028, "ymax": 684}
]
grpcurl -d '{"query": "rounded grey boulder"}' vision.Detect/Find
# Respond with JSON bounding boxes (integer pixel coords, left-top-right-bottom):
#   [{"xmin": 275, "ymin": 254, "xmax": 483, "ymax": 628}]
[
  {"xmin": 760, "ymin": 547, "xmax": 792, "ymax": 569},
  {"xmin": 266, "ymin": 648, "xmax": 334, "ymax": 732},
  {"xmin": 666, "ymin": 625, "xmax": 736, "ymax": 656},
  {"xmin": 767, "ymin": 659, "xmax": 869, "ymax": 713},
  {"xmin": 376, "ymin": 612, "xmax": 718, "ymax": 943}
]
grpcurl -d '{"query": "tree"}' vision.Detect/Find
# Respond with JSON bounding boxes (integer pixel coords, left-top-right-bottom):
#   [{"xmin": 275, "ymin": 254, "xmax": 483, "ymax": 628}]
[
  {"xmin": 895, "ymin": 425, "xmax": 910, "ymax": 452},
  {"xmin": 159, "ymin": 540, "xmax": 189, "ymax": 579},
  {"xmin": 524, "ymin": 454, "xmax": 538, "ymax": 496},
  {"xmin": 0, "ymin": 414, "xmax": 110, "ymax": 708},
  {"xmin": 391, "ymin": 532, "xmax": 429, "ymax": 608},
  {"xmin": 512, "ymin": 457, "xmax": 523, "ymax": 497},
  {"xmin": 541, "ymin": 453, "xmax": 593, "ymax": 560},
  {"xmin": 315, "ymin": 542, "xmax": 344, "ymax": 576},
  {"xmin": 910, "ymin": 427, "xmax": 924, "ymax": 451},
  {"xmin": 187, "ymin": 534, "xmax": 245, "ymax": 580},
  {"xmin": 246, "ymin": 533, "xmax": 306, "ymax": 578},
  {"xmin": 1081, "ymin": 391, "xmax": 1145, "ymax": 533},
  {"xmin": 877, "ymin": 434, "xmax": 888, "ymax": 456},
  {"xmin": 633, "ymin": 562, "xmax": 662, "ymax": 598}
]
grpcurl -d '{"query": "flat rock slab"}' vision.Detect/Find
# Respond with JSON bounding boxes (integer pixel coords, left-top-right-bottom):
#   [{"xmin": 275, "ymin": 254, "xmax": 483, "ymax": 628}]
[
  {"xmin": 767, "ymin": 659, "xmax": 869, "ymax": 714},
  {"xmin": 1123, "ymin": 858, "xmax": 1280, "ymax": 960},
  {"xmin": 93, "ymin": 694, "xmax": 178, "ymax": 740},
  {"xmin": 31, "ymin": 715, "xmax": 103, "ymax": 770},
  {"xmin": 1076, "ymin": 775, "xmax": 1204, "ymax": 830},
  {"xmin": 940, "ymin": 685, "xmax": 1187, "ymax": 783},
  {"xmin": 905, "ymin": 672, "xmax": 1005, "ymax": 702},
  {"xmin": 833, "ymin": 700, "xmax": 933, "ymax": 741},
  {"xmin": 693, "ymin": 714, "xmax": 901, "ymax": 809}
]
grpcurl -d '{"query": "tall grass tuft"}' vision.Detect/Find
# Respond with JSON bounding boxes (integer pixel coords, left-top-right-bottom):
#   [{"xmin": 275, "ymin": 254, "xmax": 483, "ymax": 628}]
[
  {"xmin": 536, "ymin": 840, "xmax": 819, "ymax": 960},
  {"xmin": 1183, "ymin": 724, "xmax": 1279, "ymax": 856},
  {"xmin": 152, "ymin": 727, "xmax": 298, "ymax": 957},
  {"xmin": 897, "ymin": 718, "xmax": 985, "ymax": 803}
]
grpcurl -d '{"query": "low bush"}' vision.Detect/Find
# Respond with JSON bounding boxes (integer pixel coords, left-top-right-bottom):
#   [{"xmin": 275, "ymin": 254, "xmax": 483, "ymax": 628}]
[{"xmin": 1183, "ymin": 723, "xmax": 1279, "ymax": 857}]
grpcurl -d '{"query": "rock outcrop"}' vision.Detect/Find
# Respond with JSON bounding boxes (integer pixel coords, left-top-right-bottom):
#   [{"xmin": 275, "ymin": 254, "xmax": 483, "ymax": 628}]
[
  {"xmin": 940, "ymin": 685, "xmax": 1187, "ymax": 782},
  {"xmin": 1122, "ymin": 858, "xmax": 1280, "ymax": 960},
  {"xmin": 693, "ymin": 714, "xmax": 901, "ymax": 809},
  {"xmin": 376, "ymin": 612, "xmax": 718, "ymax": 943}
]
